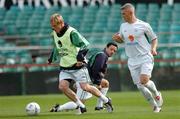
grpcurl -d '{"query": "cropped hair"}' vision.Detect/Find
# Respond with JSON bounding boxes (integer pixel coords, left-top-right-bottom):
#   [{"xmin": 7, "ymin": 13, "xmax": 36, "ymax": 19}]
[
  {"xmin": 106, "ymin": 42, "xmax": 118, "ymax": 49},
  {"xmin": 50, "ymin": 13, "xmax": 64, "ymax": 25},
  {"xmin": 121, "ymin": 3, "xmax": 135, "ymax": 11}
]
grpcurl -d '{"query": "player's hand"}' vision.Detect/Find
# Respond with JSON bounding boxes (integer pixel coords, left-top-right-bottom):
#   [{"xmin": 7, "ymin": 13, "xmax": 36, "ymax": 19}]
[
  {"xmin": 75, "ymin": 61, "xmax": 84, "ymax": 67},
  {"xmin": 112, "ymin": 33, "xmax": 123, "ymax": 43},
  {"xmin": 151, "ymin": 48, "xmax": 157, "ymax": 56},
  {"xmin": 47, "ymin": 59, "xmax": 52, "ymax": 64}
]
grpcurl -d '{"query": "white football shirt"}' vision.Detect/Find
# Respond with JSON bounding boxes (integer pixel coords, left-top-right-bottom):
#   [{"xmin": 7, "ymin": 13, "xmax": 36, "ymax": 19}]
[{"xmin": 119, "ymin": 19, "xmax": 157, "ymax": 65}]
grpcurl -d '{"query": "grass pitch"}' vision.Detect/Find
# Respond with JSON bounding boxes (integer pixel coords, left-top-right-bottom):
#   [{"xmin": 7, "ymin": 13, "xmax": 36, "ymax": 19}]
[{"xmin": 0, "ymin": 90, "xmax": 180, "ymax": 119}]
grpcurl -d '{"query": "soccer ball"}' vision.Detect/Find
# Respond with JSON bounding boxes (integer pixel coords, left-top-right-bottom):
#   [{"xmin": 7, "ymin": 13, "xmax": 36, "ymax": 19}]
[{"xmin": 25, "ymin": 102, "xmax": 40, "ymax": 116}]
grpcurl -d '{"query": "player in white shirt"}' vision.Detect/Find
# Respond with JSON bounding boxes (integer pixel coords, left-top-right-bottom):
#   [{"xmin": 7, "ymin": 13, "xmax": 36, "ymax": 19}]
[{"xmin": 112, "ymin": 3, "xmax": 163, "ymax": 113}]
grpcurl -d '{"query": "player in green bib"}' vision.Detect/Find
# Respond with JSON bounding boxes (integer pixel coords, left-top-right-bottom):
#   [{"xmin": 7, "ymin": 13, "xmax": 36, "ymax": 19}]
[{"xmin": 48, "ymin": 13, "xmax": 113, "ymax": 114}]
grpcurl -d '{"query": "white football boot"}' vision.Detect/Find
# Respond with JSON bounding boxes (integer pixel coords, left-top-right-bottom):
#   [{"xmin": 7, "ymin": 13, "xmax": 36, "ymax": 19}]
[{"xmin": 153, "ymin": 106, "xmax": 161, "ymax": 113}]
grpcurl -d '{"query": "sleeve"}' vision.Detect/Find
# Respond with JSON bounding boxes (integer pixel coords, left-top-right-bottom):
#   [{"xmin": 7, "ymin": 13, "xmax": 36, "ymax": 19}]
[
  {"xmin": 48, "ymin": 48, "xmax": 58, "ymax": 63},
  {"xmin": 70, "ymin": 30, "xmax": 89, "ymax": 49},
  {"xmin": 119, "ymin": 24, "xmax": 122, "ymax": 36},
  {"xmin": 70, "ymin": 30, "xmax": 90, "ymax": 61},
  {"xmin": 144, "ymin": 23, "xmax": 157, "ymax": 41},
  {"xmin": 48, "ymin": 49, "xmax": 54, "ymax": 63},
  {"xmin": 48, "ymin": 33, "xmax": 59, "ymax": 63},
  {"xmin": 119, "ymin": 24, "xmax": 124, "ymax": 41},
  {"xmin": 91, "ymin": 53, "xmax": 106, "ymax": 85}
]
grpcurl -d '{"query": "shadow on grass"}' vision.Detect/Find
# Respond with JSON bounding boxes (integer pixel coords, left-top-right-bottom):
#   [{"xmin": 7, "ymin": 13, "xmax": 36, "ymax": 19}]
[{"xmin": 0, "ymin": 113, "xmax": 77, "ymax": 119}]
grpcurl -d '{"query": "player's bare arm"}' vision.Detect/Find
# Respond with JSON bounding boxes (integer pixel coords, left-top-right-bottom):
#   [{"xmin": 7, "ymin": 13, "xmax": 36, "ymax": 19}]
[
  {"xmin": 112, "ymin": 33, "xmax": 123, "ymax": 43},
  {"xmin": 151, "ymin": 38, "xmax": 158, "ymax": 56}
]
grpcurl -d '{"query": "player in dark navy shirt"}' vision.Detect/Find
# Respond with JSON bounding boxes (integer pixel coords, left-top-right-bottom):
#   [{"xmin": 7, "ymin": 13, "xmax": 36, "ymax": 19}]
[{"xmin": 88, "ymin": 42, "xmax": 118, "ymax": 110}]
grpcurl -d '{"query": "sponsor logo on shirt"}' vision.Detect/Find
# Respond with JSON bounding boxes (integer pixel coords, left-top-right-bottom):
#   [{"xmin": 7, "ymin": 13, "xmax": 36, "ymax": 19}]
[
  {"xmin": 135, "ymin": 29, "xmax": 138, "ymax": 32},
  {"xmin": 128, "ymin": 35, "xmax": 134, "ymax": 42},
  {"xmin": 127, "ymin": 42, "xmax": 138, "ymax": 45},
  {"xmin": 59, "ymin": 48, "xmax": 68, "ymax": 56}
]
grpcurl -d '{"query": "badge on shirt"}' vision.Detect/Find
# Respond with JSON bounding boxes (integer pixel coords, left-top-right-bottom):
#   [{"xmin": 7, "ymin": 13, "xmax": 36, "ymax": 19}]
[{"xmin": 128, "ymin": 35, "xmax": 134, "ymax": 42}]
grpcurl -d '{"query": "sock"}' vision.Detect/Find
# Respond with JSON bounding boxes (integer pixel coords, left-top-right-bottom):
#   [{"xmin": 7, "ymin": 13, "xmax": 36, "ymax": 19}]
[
  {"xmin": 58, "ymin": 101, "xmax": 78, "ymax": 111},
  {"xmin": 101, "ymin": 88, "xmax": 109, "ymax": 96},
  {"xmin": 137, "ymin": 84, "xmax": 157, "ymax": 107},
  {"xmin": 75, "ymin": 98, "xmax": 85, "ymax": 108},
  {"xmin": 99, "ymin": 93, "xmax": 108, "ymax": 104},
  {"xmin": 145, "ymin": 80, "xmax": 159, "ymax": 96},
  {"xmin": 96, "ymin": 88, "xmax": 109, "ymax": 107}
]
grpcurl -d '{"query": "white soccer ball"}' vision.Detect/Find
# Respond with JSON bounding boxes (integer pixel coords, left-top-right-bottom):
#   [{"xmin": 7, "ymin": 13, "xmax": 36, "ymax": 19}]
[{"xmin": 25, "ymin": 102, "xmax": 40, "ymax": 116}]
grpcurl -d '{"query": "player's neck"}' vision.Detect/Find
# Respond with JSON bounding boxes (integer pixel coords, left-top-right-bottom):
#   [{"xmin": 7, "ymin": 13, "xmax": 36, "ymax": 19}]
[{"xmin": 128, "ymin": 17, "xmax": 137, "ymax": 24}]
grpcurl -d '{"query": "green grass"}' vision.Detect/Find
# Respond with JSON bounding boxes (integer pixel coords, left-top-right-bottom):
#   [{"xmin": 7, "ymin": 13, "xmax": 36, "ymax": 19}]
[{"xmin": 0, "ymin": 90, "xmax": 180, "ymax": 119}]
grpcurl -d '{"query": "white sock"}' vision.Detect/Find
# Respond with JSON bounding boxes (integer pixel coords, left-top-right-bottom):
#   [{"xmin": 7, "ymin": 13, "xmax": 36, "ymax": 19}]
[
  {"xmin": 96, "ymin": 88, "xmax": 109, "ymax": 107},
  {"xmin": 57, "ymin": 101, "xmax": 78, "ymax": 111},
  {"xmin": 75, "ymin": 98, "xmax": 85, "ymax": 108},
  {"xmin": 99, "ymin": 93, "xmax": 108, "ymax": 103},
  {"xmin": 101, "ymin": 88, "xmax": 109, "ymax": 95},
  {"xmin": 145, "ymin": 80, "xmax": 159, "ymax": 96},
  {"xmin": 137, "ymin": 84, "xmax": 157, "ymax": 107}
]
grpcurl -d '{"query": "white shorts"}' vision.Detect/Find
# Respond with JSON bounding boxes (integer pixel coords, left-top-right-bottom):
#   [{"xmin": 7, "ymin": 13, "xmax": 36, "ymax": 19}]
[
  {"xmin": 59, "ymin": 67, "xmax": 91, "ymax": 83},
  {"xmin": 76, "ymin": 82, "xmax": 92, "ymax": 100},
  {"xmin": 128, "ymin": 59, "xmax": 154, "ymax": 84}
]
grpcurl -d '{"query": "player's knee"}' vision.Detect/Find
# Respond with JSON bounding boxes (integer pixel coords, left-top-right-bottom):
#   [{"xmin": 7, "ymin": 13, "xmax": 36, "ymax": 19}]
[
  {"xmin": 59, "ymin": 84, "xmax": 66, "ymax": 91},
  {"xmin": 59, "ymin": 82, "xmax": 69, "ymax": 91},
  {"xmin": 140, "ymin": 74, "xmax": 149, "ymax": 84},
  {"xmin": 101, "ymin": 79, "xmax": 109, "ymax": 88},
  {"xmin": 136, "ymin": 83, "xmax": 144, "ymax": 90},
  {"xmin": 80, "ymin": 83, "xmax": 89, "ymax": 91}
]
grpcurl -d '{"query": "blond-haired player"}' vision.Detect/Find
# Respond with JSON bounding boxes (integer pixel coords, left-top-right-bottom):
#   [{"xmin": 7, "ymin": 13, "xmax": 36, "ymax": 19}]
[{"xmin": 48, "ymin": 13, "xmax": 113, "ymax": 114}]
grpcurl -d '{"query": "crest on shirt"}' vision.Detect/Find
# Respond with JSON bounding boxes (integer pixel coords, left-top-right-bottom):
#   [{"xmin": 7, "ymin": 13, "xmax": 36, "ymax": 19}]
[
  {"xmin": 135, "ymin": 29, "xmax": 138, "ymax": 32},
  {"xmin": 128, "ymin": 34, "xmax": 134, "ymax": 42}
]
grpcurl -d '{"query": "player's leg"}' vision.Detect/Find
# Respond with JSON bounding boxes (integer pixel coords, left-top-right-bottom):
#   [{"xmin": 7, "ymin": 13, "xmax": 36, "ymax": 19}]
[
  {"xmin": 59, "ymin": 80, "xmax": 77, "ymax": 101},
  {"xmin": 75, "ymin": 82, "xmax": 92, "ymax": 114},
  {"xmin": 80, "ymin": 82, "xmax": 111, "ymax": 107},
  {"xmin": 50, "ymin": 79, "xmax": 82, "ymax": 112},
  {"xmin": 57, "ymin": 70, "xmax": 86, "ymax": 112},
  {"xmin": 59, "ymin": 80, "xmax": 85, "ymax": 108},
  {"xmin": 81, "ymin": 83, "xmax": 113, "ymax": 112},
  {"xmin": 136, "ymin": 83, "xmax": 159, "ymax": 108},
  {"xmin": 50, "ymin": 101, "xmax": 77, "ymax": 112},
  {"xmin": 76, "ymin": 67, "xmax": 113, "ymax": 112},
  {"xmin": 76, "ymin": 82, "xmax": 92, "ymax": 101},
  {"xmin": 137, "ymin": 82, "xmax": 161, "ymax": 112},
  {"xmin": 95, "ymin": 79, "xmax": 109, "ymax": 110},
  {"xmin": 140, "ymin": 62, "xmax": 163, "ymax": 107},
  {"xmin": 50, "ymin": 82, "xmax": 92, "ymax": 113},
  {"xmin": 50, "ymin": 80, "xmax": 85, "ymax": 112},
  {"xmin": 129, "ymin": 64, "xmax": 160, "ymax": 112}
]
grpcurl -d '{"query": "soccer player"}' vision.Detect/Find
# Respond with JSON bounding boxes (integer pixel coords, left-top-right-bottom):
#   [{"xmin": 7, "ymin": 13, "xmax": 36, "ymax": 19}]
[
  {"xmin": 49, "ymin": 42, "xmax": 118, "ymax": 114},
  {"xmin": 88, "ymin": 42, "xmax": 118, "ymax": 110},
  {"xmin": 112, "ymin": 3, "xmax": 163, "ymax": 113},
  {"xmin": 48, "ymin": 13, "xmax": 113, "ymax": 114}
]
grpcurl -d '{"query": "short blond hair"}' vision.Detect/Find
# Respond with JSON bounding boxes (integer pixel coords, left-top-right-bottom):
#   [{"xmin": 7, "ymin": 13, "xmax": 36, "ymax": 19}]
[
  {"xmin": 50, "ymin": 13, "xmax": 64, "ymax": 26},
  {"xmin": 121, "ymin": 3, "xmax": 135, "ymax": 11}
]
